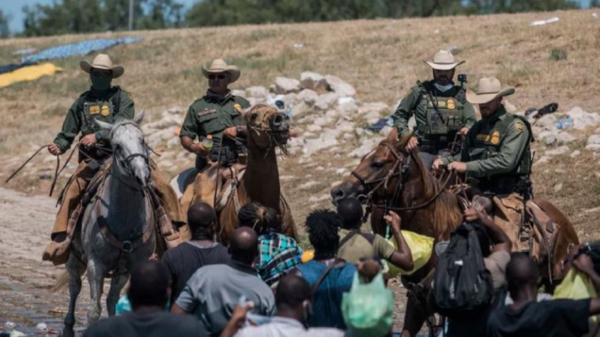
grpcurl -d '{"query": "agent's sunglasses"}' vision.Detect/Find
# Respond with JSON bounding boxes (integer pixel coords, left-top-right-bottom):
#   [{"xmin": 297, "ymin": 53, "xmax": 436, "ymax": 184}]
[{"xmin": 208, "ymin": 74, "xmax": 228, "ymax": 80}]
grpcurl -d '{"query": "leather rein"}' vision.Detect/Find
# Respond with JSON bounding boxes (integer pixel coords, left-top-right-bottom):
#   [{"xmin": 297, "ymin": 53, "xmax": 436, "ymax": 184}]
[{"xmin": 351, "ymin": 142, "xmax": 453, "ymax": 220}]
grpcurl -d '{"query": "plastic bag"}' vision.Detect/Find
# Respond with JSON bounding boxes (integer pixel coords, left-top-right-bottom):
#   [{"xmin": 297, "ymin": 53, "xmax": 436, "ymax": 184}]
[
  {"xmin": 342, "ymin": 273, "xmax": 394, "ymax": 337},
  {"xmin": 387, "ymin": 230, "xmax": 434, "ymax": 276},
  {"xmin": 554, "ymin": 269, "xmax": 599, "ymax": 332}
]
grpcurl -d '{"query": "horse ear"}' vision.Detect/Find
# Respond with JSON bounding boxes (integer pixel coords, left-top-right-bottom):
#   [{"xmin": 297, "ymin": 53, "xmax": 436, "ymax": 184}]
[
  {"xmin": 240, "ymin": 106, "xmax": 253, "ymax": 119},
  {"xmin": 95, "ymin": 120, "xmax": 114, "ymax": 132},
  {"xmin": 133, "ymin": 110, "xmax": 145, "ymax": 125}
]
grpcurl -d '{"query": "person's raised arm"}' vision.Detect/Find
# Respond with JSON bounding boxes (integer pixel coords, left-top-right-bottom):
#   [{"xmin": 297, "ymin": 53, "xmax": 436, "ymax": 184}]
[
  {"xmin": 384, "ymin": 211, "xmax": 414, "ymax": 271},
  {"xmin": 219, "ymin": 303, "xmax": 254, "ymax": 337}
]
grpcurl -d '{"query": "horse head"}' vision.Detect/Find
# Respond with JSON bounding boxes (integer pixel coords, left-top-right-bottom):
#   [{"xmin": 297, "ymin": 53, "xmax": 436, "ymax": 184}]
[
  {"xmin": 96, "ymin": 111, "xmax": 150, "ymax": 189},
  {"xmin": 331, "ymin": 130, "xmax": 417, "ymax": 205},
  {"xmin": 242, "ymin": 104, "xmax": 291, "ymax": 153}
]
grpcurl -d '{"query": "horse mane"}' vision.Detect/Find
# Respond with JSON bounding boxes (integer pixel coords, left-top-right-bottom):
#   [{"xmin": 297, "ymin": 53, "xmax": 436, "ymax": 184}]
[{"xmin": 402, "ymin": 145, "xmax": 463, "ymax": 240}]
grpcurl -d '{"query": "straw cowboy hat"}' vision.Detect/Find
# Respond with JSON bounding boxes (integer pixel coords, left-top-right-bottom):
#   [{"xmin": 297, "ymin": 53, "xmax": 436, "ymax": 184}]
[
  {"xmin": 424, "ymin": 50, "xmax": 465, "ymax": 70},
  {"xmin": 202, "ymin": 59, "xmax": 241, "ymax": 83},
  {"xmin": 466, "ymin": 77, "xmax": 515, "ymax": 105},
  {"xmin": 80, "ymin": 54, "xmax": 124, "ymax": 78}
]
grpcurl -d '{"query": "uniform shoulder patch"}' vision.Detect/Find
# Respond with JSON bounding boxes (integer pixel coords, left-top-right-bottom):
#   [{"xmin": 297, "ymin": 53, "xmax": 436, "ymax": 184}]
[
  {"xmin": 233, "ymin": 103, "xmax": 243, "ymax": 113},
  {"xmin": 514, "ymin": 121, "xmax": 525, "ymax": 131}
]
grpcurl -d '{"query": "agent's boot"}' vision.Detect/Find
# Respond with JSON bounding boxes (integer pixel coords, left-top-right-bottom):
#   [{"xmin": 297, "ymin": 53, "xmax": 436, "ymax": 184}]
[{"xmin": 42, "ymin": 232, "xmax": 70, "ymax": 265}]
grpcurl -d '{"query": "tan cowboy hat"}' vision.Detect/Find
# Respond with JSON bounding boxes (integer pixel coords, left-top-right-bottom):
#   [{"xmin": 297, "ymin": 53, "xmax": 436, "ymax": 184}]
[
  {"xmin": 80, "ymin": 54, "xmax": 124, "ymax": 78},
  {"xmin": 466, "ymin": 77, "xmax": 515, "ymax": 105},
  {"xmin": 424, "ymin": 50, "xmax": 465, "ymax": 70},
  {"xmin": 201, "ymin": 59, "xmax": 241, "ymax": 83}
]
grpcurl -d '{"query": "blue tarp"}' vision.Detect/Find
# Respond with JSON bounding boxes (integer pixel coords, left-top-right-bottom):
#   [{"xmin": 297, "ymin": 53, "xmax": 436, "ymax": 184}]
[
  {"xmin": 21, "ymin": 37, "xmax": 142, "ymax": 63},
  {"xmin": 365, "ymin": 117, "xmax": 394, "ymax": 133},
  {"xmin": 0, "ymin": 62, "xmax": 36, "ymax": 75}
]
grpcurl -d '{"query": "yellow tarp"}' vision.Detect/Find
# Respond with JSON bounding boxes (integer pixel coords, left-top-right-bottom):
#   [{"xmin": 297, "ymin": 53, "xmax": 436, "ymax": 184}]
[{"xmin": 0, "ymin": 63, "xmax": 62, "ymax": 88}]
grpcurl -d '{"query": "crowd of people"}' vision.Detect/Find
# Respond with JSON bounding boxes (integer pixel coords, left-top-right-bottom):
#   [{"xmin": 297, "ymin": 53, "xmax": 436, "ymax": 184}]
[{"xmin": 82, "ymin": 197, "xmax": 600, "ymax": 337}]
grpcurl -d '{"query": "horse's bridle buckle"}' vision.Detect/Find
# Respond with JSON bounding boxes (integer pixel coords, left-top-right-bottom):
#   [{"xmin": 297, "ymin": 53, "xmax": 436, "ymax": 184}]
[{"xmin": 121, "ymin": 241, "xmax": 133, "ymax": 253}]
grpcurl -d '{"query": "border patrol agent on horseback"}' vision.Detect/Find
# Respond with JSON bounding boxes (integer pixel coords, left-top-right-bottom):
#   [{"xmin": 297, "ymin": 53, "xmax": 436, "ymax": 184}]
[
  {"xmin": 179, "ymin": 59, "xmax": 250, "ymax": 212},
  {"xmin": 433, "ymin": 77, "xmax": 537, "ymax": 252},
  {"xmin": 43, "ymin": 54, "xmax": 185, "ymax": 265},
  {"xmin": 393, "ymin": 50, "xmax": 477, "ymax": 169}
]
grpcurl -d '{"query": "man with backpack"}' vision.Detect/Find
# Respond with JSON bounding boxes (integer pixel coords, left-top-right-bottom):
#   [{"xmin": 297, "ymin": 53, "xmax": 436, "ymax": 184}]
[
  {"xmin": 336, "ymin": 198, "xmax": 414, "ymax": 272},
  {"xmin": 432, "ymin": 206, "xmax": 512, "ymax": 337}
]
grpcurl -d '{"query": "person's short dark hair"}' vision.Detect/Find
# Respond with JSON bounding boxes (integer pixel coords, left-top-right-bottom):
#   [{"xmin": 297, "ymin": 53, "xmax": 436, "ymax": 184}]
[
  {"xmin": 238, "ymin": 202, "xmax": 281, "ymax": 234},
  {"xmin": 229, "ymin": 227, "xmax": 258, "ymax": 264},
  {"xmin": 336, "ymin": 198, "xmax": 363, "ymax": 229},
  {"xmin": 188, "ymin": 202, "xmax": 217, "ymax": 238},
  {"xmin": 128, "ymin": 261, "xmax": 170, "ymax": 309},
  {"xmin": 306, "ymin": 209, "xmax": 341, "ymax": 255},
  {"xmin": 506, "ymin": 252, "xmax": 539, "ymax": 296},
  {"xmin": 276, "ymin": 274, "xmax": 312, "ymax": 308}
]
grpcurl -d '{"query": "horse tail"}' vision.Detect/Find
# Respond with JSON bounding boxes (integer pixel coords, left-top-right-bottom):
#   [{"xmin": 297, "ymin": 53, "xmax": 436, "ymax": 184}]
[{"xmin": 50, "ymin": 269, "xmax": 86, "ymax": 293}]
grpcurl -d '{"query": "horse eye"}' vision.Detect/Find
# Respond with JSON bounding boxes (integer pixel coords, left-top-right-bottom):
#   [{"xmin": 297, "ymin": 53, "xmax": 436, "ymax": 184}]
[
  {"xmin": 371, "ymin": 161, "xmax": 385, "ymax": 169},
  {"xmin": 250, "ymin": 113, "xmax": 259, "ymax": 122}
]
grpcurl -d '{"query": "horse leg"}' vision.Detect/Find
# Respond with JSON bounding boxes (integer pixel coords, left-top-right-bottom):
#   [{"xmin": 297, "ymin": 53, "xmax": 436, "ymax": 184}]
[
  {"xmin": 63, "ymin": 255, "xmax": 85, "ymax": 336},
  {"xmin": 106, "ymin": 273, "xmax": 129, "ymax": 316},
  {"xmin": 402, "ymin": 290, "xmax": 429, "ymax": 337},
  {"xmin": 86, "ymin": 259, "xmax": 105, "ymax": 325}
]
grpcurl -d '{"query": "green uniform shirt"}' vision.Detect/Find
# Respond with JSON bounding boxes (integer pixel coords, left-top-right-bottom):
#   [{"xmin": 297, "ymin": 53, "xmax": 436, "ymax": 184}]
[
  {"xmin": 442, "ymin": 106, "xmax": 531, "ymax": 178},
  {"xmin": 180, "ymin": 93, "xmax": 250, "ymax": 144},
  {"xmin": 393, "ymin": 81, "xmax": 477, "ymax": 140},
  {"xmin": 53, "ymin": 87, "xmax": 134, "ymax": 153}
]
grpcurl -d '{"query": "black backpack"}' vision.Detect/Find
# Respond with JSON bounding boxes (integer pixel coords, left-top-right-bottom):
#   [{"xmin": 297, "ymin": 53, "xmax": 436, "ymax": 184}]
[{"xmin": 432, "ymin": 222, "xmax": 494, "ymax": 318}]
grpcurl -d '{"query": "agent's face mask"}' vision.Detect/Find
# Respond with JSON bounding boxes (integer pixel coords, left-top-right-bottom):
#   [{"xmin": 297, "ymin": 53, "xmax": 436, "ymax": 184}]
[{"xmin": 90, "ymin": 70, "xmax": 112, "ymax": 90}]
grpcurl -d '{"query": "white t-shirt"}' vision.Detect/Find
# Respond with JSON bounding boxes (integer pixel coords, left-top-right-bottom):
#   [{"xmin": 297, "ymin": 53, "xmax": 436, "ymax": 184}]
[{"xmin": 234, "ymin": 316, "xmax": 345, "ymax": 337}]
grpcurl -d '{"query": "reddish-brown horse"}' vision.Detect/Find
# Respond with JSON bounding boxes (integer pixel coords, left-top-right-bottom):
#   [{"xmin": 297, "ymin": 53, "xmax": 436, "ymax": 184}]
[{"xmin": 331, "ymin": 132, "xmax": 579, "ymax": 336}]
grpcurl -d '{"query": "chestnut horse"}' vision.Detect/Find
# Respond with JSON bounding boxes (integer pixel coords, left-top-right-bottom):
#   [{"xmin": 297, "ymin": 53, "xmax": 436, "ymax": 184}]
[
  {"xmin": 182, "ymin": 105, "xmax": 296, "ymax": 244},
  {"xmin": 331, "ymin": 132, "xmax": 579, "ymax": 336}
]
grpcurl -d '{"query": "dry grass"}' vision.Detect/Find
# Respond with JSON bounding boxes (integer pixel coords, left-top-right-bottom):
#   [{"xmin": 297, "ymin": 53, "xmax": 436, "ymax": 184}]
[{"xmin": 1, "ymin": 8, "xmax": 600, "ymax": 235}]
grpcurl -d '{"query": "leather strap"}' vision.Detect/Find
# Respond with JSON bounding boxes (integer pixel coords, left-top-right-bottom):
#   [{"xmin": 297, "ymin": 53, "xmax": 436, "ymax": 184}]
[
  {"xmin": 312, "ymin": 263, "xmax": 338, "ymax": 293},
  {"xmin": 339, "ymin": 229, "xmax": 359, "ymax": 248}
]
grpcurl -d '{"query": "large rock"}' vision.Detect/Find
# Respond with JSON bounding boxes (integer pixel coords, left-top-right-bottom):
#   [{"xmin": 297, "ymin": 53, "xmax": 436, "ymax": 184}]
[
  {"xmin": 565, "ymin": 107, "xmax": 600, "ymax": 130},
  {"xmin": 231, "ymin": 89, "xmax": 246, "ymax": 98},
  {"xmin": 296, "ymin": 89, "xmax": 319, "ymax": 106},
  {"xmin": 557, "ymin": 132, "xmax": 577, "ymax": 144},
  {"xmin": 314, "ymin": 92, "xmax": 340, "ymax": 111},
  {"xmin": 314, "ymin": 116, "xmax": 335, "ymax": 127},
  {"xmin": 545, "ymin": 145, "xmax": 570, "ymax": 157},
  {"xmin": 348, "ymin": 137, "xmax": 384, "ymax": 158},
  {"xmin": 307, "ymin": 124, "xmax": 322, "ymax": 133},
  {"xmin": 300, "ymin": 72, "xmax": 328, "ymax": 92},
  {"xmin": 358, "ymin": 102, "xmax": 390, "ymax": 115},
  {"xmin": 246, "ymin": 86, "xmax": 268, "ymax": 98},
  {"xmin": 284, "ymin": 93, "xmax": 298, "ymax": 107},
  {"xmin": 144, "ymin": 116, "xmax": 181, "ymax": 131},
  {"xmin": 275, "ymin": 77, "xmax": 301, "ymax": 94},
  {"xmin": 535, "ymin": 114, "xmax": 557, "ymax": 131},
  {"xmin": 291, "ymin": 101, "xmax": 313, "ymax": 119},
  {"xmin": 538, "ymin": 131, "xmax": 558, "ymax": 146},
  {"xmin": 337, "ymin": 97, "xmax": 358, "ymax": 115},
  {"xmin": 336, "ymin": 120, "xmax": 356, "ymax": 133},
  {"xmin": 588, "ymin": 135, "xmax": 600, "ymax": 147},
  {"xmin": 302, "ymin": 134, "xmax": 339, "ymax": 156},
  {"xmin": 325, "ymin": 75, "xmax": 356, "ymax": 97}
]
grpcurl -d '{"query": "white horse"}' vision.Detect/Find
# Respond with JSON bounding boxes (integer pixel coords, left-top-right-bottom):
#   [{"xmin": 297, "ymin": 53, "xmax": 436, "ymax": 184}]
[{"xmin": 63, "ymin": 112, "xmax": 156, "ymax": 335}]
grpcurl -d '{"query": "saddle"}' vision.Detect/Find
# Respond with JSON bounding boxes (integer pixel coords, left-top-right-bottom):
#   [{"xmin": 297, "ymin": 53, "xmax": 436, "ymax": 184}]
[
  {"xmin": 65, "ymin": 159, "xmax": 180, "ymax": 269},
  {"xmin": 454, "ymin": 187, "xmax": 559, "ymax": 279}
]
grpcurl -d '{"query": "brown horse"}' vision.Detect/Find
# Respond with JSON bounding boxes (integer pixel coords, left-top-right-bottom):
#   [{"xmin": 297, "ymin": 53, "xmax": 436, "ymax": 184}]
[
  {"xmin": 183, "ymin": 104, "xmax": 297, "ymax": 244},
  {"xmin": 331, "ymin": 131, "xmax": 580, "ymax": 336}
]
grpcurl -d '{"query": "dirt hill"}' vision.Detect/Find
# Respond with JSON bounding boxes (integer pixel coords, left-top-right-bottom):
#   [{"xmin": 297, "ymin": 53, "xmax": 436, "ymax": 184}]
[{"xmin": 1, "ymin": 9, "xmax": 600, "ymax": 240}]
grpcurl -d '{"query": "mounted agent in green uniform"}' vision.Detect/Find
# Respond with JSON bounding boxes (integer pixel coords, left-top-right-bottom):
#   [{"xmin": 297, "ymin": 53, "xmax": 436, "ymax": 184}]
[
  {"xmin": 179, "ymin": 59, "xmax": 250, "ymax": 219},
  {"xmin": 392, "ymin": 50, "xmax": 477, "ymax": 169},
  {"xmin": 433, "ymin": 77, "xmax": 532, "ymax": 196},
  {"xmin": 43, "ymin": 54, "xmax": 185, "ymax": 265}
]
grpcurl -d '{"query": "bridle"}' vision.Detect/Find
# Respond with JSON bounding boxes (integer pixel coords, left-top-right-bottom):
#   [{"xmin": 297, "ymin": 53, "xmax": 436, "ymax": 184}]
[
  {"xmin": 246, "ymin": 110, "xmax": 290, "ymax": 156},
  {"xmin": 351, "ymin": 141, "xmax": 453, "ymax": 226},
  {"xmin": 110, "ymin": 123, "xmax": 151, "ymax": 193}
]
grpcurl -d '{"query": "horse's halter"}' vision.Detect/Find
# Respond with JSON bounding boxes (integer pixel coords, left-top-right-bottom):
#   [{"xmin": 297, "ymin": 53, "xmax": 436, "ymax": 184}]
[
  {"xmin": 110, "ymin": 124, "xmax": 150, "ymax": 188},
  {"xmin": 247, "ymin": 111, "xmax": 290, "ymax": 156},
  {"xmin": 351, "ymin": 141, "xmax": 411, "ymax": 207}
]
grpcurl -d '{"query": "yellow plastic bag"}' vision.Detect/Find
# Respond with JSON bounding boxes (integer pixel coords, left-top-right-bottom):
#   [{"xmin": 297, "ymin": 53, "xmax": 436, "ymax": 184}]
[
  {"xmin": 554, "ymin": 269, "xmax": 599, "ymax": 332},
  {"xmin": 387, "ymin": 230, "xmax": 434, "ymax": 277}
]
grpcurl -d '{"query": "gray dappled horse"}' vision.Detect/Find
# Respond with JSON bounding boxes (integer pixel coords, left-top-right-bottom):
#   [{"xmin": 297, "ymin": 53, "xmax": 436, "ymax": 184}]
[{"xmin": 63, "ymin": 112, "xmax": 156, "ymax": 335}]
